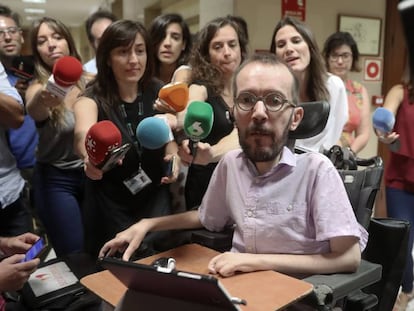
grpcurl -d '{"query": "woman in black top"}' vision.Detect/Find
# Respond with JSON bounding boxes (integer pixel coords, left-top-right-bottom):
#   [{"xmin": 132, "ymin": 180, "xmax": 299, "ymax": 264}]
[
  {"xmin": 73, "ymin": 20, "xmax": 178, "ymax": 257},
  {"xmin": 179, "ymin": 17, "xmax": 248, "ymax": 209}
]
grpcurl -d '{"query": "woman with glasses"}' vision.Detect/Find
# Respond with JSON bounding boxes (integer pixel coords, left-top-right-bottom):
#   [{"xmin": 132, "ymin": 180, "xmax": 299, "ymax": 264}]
[
  {"xmin": 270, "ymin": 17, "xmax": 348, "ymax": 153},
  {"xmin": 323, "ymin": 31, "xmax": 371, "ymax": 154},
  {"xmin": 178, "ymin": 16, "xmax": 248, "ymax": 210},
  {"xmin": 25, "ymin": 17, "xmax": 86, "ymax": 257}
]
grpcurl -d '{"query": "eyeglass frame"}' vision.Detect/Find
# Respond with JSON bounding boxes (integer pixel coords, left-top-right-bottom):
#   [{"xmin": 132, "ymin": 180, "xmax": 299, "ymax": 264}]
[
  {"xmin": 0, "ymin": 27, "xmax": 21, "ymax": 40},
  {"xmin": 329, "ymin": 52, "xmax": 353, "ymax": 62},
  {"xmin": 234, "ymin": 91, "xmax": 297, "ymax": 112}
]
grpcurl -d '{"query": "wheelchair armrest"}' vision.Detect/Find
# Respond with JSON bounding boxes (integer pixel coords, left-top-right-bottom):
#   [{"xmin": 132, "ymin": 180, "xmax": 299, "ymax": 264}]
[
  {"xmin": 303, "ymin": 260, "xmax": 382, "ymax": 308},
  {"xmin": 190, "ymin": 228, "xmax": 233, "ymax": 252}
]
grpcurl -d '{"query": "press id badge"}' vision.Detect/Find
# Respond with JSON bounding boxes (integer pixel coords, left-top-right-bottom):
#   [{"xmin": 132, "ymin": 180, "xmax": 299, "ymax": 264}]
[{"xmin": 123, "ymin": 168, "xmax": 152, "ymax": 195}]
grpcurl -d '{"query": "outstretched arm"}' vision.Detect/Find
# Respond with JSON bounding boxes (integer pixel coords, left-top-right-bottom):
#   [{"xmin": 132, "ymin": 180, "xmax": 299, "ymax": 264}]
[
  {"xmin": 376, "ymin": 84, "xmax": 403, "ymax": 144},
  {"xmin": 208, "ymin": 236, "xmax": 361, "ymax": 277},
  {"xmin": 99, "ymin": 210, "xmax": 202, "ymax": 261}
]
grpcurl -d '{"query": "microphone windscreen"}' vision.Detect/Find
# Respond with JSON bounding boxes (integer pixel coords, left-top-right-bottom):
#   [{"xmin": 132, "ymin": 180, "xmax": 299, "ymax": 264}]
[
  {"xmin": 85, "ymin": 120, "xmax": 122, "ymax": 166},
  {"xmin": 52, "ymin": 56, "xmax": 83, "ymax": 87},
  {"xmin": 136, "ymin": 116, "xmax": 172, "ymax": 149},
  {"xmin": 372, "ymin": 107, "xmax": 395, "ymax": 133},
  {"xmin": 158, "ymin": 82, "xmax": 189, "ymax": 112},
  {"xmin": 183, "ymin": 101, "xmax": 214, "ymax": 141}
]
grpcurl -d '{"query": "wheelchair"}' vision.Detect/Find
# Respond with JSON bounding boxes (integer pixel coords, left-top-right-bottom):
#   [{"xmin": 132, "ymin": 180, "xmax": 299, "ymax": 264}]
[{"xmin": 191, "ymin": 101, "xmax": 410, "ymax": 311}]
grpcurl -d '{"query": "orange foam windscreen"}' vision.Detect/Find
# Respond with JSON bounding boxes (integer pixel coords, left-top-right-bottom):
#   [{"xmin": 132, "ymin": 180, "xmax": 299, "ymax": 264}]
[{"xmin": 158, "ymin": 82, "xmax": 189, "ymax": 112}]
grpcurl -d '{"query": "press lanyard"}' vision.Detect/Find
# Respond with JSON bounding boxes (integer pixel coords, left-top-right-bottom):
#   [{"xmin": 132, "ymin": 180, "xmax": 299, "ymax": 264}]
[{"xmin": 118, "ymin": 91, "xmax": 143, "ymax": 156}]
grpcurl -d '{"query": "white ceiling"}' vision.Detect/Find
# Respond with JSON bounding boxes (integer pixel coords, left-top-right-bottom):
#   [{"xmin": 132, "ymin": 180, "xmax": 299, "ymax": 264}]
[{"xmin": 0, "ymin": 0, "xmax": 111, "ymax": 28}]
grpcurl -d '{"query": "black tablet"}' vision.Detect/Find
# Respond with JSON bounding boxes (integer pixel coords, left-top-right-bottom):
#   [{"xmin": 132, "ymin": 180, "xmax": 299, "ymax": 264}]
[
  {"xmin": 21, "ymin": 258, "xmax": 85, "ymax": 308},
  {"xmin": 99, "ymin": 257, "xmax": 242, "ymax": 311}
]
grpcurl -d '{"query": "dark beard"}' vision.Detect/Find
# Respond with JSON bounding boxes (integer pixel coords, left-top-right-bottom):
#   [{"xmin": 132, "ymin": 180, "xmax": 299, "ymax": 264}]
[{"xmin": 239, "ymin": 122, "xmax": 290, "ymax": 163}]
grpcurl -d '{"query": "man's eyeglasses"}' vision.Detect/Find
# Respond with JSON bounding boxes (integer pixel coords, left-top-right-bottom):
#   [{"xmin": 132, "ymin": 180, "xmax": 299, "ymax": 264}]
[
  {"xmin": 0, "ymin": 27, "xmax": 20, "ymax": 40},
  {"xmin": 235, "ymin": 92, "xmax": 296, "ymax": 112},
  {"xmin": 329, "ymin": 52, "xmax": 352, "ymax": 62}
]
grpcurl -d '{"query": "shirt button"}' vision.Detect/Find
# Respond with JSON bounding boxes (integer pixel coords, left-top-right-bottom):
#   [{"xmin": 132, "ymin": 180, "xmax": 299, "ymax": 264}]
[
  {"xmin": 247, "ymin": 211, "xmax": 253, "ymax": 217},
  {"xmin": 287, "ymin": 204, "xmax": 293, "ymax": 211}
]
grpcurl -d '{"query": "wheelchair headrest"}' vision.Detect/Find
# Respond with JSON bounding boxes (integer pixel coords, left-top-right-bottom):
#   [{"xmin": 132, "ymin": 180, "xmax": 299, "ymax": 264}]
[{"xmin": 289, "ymin": 101, "xmax": 330, "ymax": 139}]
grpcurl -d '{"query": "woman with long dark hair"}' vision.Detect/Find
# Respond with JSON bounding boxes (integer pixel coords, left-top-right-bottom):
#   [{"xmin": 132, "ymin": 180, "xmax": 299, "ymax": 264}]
[
  {"xmin": 74, "ymin": 20, "xmax": 178, "ymax": 258},
  {"xmin": 179, "ymin": 16, "xmax": 248, "ymax": 210},
  {"xmin": 270, "ymin": 17, "xmax": 348, "ymax": 152}
]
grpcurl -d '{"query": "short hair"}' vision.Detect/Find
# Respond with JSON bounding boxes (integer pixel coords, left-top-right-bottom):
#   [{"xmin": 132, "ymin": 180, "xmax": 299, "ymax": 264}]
[
  {"xmin": 85, "ymin": 9, "xmax": 117, "ymax": 44},
  {"xmin": 0, "ymin": 4, "xmax": 21, "ymax": 27},
  {"xmin": 148, "ymin": 13, "xmax": 192, "ymax": 74},
  {"xmin": 323, "ymin": 31, "xmax": 361, "ymax": 72},
  {"xmin": 232, "ymin": 52, "xmax": 300, "ymax": 107},
  {"xmin": 269, "ymin": 16, "xmax": 329, "ymax": 102}
]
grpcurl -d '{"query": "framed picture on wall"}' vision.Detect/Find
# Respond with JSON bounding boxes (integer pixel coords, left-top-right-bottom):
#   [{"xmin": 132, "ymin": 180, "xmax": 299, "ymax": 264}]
[{"xmin": 338, "ymin": 15, "xmax": 382, "ymax": 56}]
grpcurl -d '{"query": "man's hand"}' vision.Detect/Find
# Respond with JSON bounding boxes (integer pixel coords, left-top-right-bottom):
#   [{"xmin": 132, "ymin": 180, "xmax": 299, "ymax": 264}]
[
  {"xmin": 208, "ymin": 252, "xmax": 259, "ymax": 277},
  {"xmin": 0, "ymin": 233, "xmax": 40, "ymax": 256},
  {"xmin": 99, "ymin": 220, "xmax": 151, "ymax": 261},
  {"xmin": 0, "ymin": 255, "xmax": 39, "ymax": 291}
]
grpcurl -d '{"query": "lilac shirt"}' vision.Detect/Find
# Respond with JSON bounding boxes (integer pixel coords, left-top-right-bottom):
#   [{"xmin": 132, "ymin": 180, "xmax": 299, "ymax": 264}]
[{"xmin": 199, "ymin": 147, "xmax": 368, "ymax": 254}]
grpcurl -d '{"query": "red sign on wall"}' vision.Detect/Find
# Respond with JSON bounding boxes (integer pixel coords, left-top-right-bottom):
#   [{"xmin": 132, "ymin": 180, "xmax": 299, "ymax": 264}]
[
  {"xmin": 364, "ymin": 58, "xmax": 382, "ymax": 81},
  {"xmin": 282, "ymin": 0, "xmax": 306, "ymax": 21}
]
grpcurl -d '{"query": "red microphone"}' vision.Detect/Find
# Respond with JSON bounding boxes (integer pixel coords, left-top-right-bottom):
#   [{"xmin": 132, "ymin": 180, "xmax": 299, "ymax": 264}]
[
  {"xmin": 158, "ymin": 82, "xmax": 189, "ymax": 112},
  {"xmin": 85, "ymin": 120, "xmax": 122, "ymax": 167},
  {"xmin": 46, "ymin": 56, "xmax": 83, "ymax": 99}
]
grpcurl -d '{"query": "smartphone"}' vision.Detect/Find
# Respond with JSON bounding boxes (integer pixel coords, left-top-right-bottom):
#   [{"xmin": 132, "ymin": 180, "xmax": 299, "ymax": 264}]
[
  {"xmin": 100, "ymin": 143, "xmax": 131, "ymax": 173},
  {"xmin": 21, "ymin": 238, "xmax": 46, "ymax": 262},
  {"xmin": 164, "ymin": 156, "xmax": 176, "ymax": 177}
]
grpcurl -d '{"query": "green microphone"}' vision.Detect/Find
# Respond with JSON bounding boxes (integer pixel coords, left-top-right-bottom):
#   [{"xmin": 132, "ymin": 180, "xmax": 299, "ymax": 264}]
[{"xmin": 183, "ymin": 101, "xmax": 214, "ymax": 157}]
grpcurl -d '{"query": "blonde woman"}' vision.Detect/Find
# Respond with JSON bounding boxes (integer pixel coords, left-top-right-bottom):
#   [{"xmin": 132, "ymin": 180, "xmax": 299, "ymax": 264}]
[{"xmin": 26, "ymin": 17, "xmax": 86, "ymax": 257}]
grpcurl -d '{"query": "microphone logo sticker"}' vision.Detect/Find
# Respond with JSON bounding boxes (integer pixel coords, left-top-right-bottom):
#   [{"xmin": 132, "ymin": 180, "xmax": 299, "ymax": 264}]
[
  {"xmin": 186, "ymin": 121, "xmax": 204, "ymax": 137},
  {"xmin": 85, "ymin": 135, "xmax": 96, "ymax": 153}
]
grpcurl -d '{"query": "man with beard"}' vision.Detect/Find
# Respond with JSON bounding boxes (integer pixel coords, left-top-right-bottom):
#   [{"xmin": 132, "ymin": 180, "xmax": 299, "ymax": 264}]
[{"xmin": 99, "ymin": 53, "xmax": 367, "ymax": 278}]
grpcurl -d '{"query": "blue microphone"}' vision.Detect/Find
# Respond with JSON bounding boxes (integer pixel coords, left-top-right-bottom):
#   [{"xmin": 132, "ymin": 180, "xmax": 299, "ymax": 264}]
[
  {"xmin": 372, "ymin": 107, "xmax": 395, "ymax": 133},
  {"xmin": 136, "ymin": 116, "xmax": 173, "ymax": 150},
  {"xmin": 372, "ymin": 107, "xmax": 400, "ymax": 151}
]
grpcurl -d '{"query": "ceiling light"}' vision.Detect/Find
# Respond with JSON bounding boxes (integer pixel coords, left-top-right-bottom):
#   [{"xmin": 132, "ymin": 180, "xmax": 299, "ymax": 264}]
[
  {"xmin": 24, "ymin": 8, "xmax": 46, "ymax": 14},
  {"xmin": 26, "ymin": 16, "xmax": 41, "ymax": 21},
  {"xmin": 22, "ymin": 0, "xmax": 47, "ymax": 3}
]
